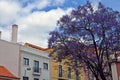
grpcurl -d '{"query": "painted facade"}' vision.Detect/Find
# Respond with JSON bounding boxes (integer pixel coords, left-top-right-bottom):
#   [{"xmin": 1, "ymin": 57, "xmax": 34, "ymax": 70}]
[
  {"xmin": 25, "ymin": 44, "xmax": 86, "ymax": 80},
  {"xmin": 45, "ymin": 49, "xmax": 86, "ymax": 80},
  {"xmin": 110, "ymin": 52, "xmax": 120, "ymax": 80},
  {"xmin": 0, "ymin": 39, "xmax": 50, "ymax": 80},
  {"xmin": 50, "ymin": 60, "xmax": 86, "ymax": 80}
]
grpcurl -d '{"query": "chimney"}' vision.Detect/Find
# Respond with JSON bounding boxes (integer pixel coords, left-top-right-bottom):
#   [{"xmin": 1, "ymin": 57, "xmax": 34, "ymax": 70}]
[
  {"xmin": 11, "ymin": 24, "xmax": 18, "ymax": 43},
  {"xmin": 0, "ymin": 31, "xmax": 1, "ymax": 39}
]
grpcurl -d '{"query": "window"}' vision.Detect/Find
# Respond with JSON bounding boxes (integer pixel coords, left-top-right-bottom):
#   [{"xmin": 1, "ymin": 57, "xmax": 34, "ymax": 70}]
[
  {"xmin": 43, "ymin": 63, "xmax": 48, "ymax": 70},
  {"xmin": 75, "ymin": 70, "xmax": 79, "ymax": 80},
  {"xmin": 34, "ymin": 78, "xmax": 39, "ymax": 80},
  {"xmin": 34, "ymin": 60, "xmax": 39, "ymax": 72},
  {"xmin": 58, "ymin": 65, "xmax": 62, "ymax": 77},
  {"xmin": 23, "ymin": 58, "xmax": 29, "ymax": 65},
  {"xmin": 23, "ymin": 76, "xmax": 29, "ymax": 80},
  {"xmin": 67, "ymin": 67, "xmax": 71, "ymax": 78}
]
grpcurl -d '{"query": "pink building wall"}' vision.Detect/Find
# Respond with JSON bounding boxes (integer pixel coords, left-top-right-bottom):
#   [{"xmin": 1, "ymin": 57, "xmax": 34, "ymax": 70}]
[
  {"xmin": 116, "ymin": 63, "xmax": 120, "ymax": 80},
  {"xmin": 0, "ymin": 39, "xmax": 20, "ymax": 77},
  {"xmin": 116, "ymin": 53, "xmax": 120, "ymax": 80},
  {"xmin": 111, "ymin": 52, "xmax": 120, "ymax": 80}
]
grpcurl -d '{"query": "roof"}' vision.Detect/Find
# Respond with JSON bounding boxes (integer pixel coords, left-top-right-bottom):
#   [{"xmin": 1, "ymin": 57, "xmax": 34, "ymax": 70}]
[
  {"xmin": 0, "ymin": 66, "xmax": 18, "ymax": 79},
  {"xmin": 25, "ymin": 43, "xmax": 52, "ymax": 52},
  {"xmin": 25, "ymin": 43, "xmax": 45, "ymax": 51}
]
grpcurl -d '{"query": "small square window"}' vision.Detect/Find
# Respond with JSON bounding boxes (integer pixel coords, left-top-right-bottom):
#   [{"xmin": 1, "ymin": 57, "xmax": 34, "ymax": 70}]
[
  {"xmin": 23, "ymin": 58, "xmax": 29, "ymax": 65},
  {"xmin": 23, "ymin": 76, "xmax": 29, "ymax": 80},
  {"xmin": 43, "ymin": 63, "xmax": 48, "ymax": 70},
  {"xmin": 34, "ymin": 78, "xmax": 39, "ymax": 80}
]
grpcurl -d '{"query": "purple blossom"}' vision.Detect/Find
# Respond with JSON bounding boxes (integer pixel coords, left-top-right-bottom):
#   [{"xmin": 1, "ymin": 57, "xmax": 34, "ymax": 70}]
[{"xmin": 48, "ymin": 1, "xmax": 120, "ymax": 80}]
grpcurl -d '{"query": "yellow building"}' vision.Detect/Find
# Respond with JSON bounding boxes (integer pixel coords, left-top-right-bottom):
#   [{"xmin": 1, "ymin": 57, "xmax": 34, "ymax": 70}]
[
  {"xmin": 45, "ymin": 49, "xmax": 86, "ymax": 80},
  {"xmin": 50, "ymin": 59, "xmax": 86, "ymax": 80}
]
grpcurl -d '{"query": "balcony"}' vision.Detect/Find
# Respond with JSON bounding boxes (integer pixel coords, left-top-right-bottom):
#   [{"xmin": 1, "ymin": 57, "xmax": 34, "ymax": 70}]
[{"xmin": 33, "ymin": 67, "xmax": 41, "ymax": 76}]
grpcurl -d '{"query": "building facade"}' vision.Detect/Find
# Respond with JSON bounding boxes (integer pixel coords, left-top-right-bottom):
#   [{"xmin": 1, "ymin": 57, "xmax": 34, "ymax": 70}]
[
  {"xmin": 50, "ymin": 59, "xmax": 86, "ymax": 80},
  {"xmin": 20, "ymin": 44, "xmax": 50, "ymax": 80},
  {"xmin": 110, "ymin": 52, "xmax": 120, "ymax": 80},
  {"xmin": 25, "ymin": 44, "xmax": 87, "ymax": 80},
  {"xmin": 0, "ymin": 39, "xmax": 50, "ymax": 80},
  {"xmin": 0, "ymin": 25, "xmax": 50, "ymax": 80},
  {"xmin": 45, "ymin": 49, "xmax": 86, "ymax": 80}
]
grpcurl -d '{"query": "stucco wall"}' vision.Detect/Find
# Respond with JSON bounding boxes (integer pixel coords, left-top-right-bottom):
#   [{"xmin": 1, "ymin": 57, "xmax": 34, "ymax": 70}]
[
  {"xmin": 20, "ymin": 46, "xmax": 50, "ymax": 80},
  {"xmin": 0, "ymin": 39, "xmax": 20, "ymax": 77}
]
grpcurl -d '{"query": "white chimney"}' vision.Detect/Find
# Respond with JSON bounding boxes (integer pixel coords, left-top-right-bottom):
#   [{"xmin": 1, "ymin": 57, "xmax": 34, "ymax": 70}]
[
  {"xmin": 0, "ymin": 31, "xmax": 1, "ymax": 39},
  {"xmin": 11, "ymin": 24, "xmax": 18, "ymax": 43}
]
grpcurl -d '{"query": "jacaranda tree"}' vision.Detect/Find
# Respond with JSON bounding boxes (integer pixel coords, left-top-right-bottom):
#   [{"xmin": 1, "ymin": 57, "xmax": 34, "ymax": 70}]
[{"xmin": 48, "ymin": 1, "xmax": 120, "ymax": 80}]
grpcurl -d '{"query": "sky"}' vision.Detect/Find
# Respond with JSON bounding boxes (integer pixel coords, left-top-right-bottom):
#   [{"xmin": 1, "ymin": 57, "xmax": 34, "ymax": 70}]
[{"xmin": 0, "ymin": 0, "xmax": 120, "ymax": 48}]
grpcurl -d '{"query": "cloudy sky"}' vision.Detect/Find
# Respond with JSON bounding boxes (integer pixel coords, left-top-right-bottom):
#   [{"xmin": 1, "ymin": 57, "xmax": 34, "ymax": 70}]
[{"xmin": 0, "ymin": 0, "xmax": 120, "ymax": 48}]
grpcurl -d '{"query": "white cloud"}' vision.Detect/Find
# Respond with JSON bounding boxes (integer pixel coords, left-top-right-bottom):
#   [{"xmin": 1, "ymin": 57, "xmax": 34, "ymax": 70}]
[
  {"xmin": 0, "ymin": 0, "xmax": 21, "ymax": 25},
  {"xmin": 91, "ymin": 2, "xmax": 99, "ymax": 11},
  {"xmin": 0, "ymin": 0, "xmax": 72, "ymax": 48},
  {"xmin": 0, "ymin": 27, "xmax": 11, "ymax": 41},
  {"xmin": 17, "ymin": 8, "xmax": 72, "ymax": 48}
]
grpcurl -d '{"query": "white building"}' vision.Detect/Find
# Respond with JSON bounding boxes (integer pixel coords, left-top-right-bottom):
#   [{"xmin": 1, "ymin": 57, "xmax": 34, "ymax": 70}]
[{"xmin": 0, "ymin": 24, "xmax": 50, "ymax": 80}]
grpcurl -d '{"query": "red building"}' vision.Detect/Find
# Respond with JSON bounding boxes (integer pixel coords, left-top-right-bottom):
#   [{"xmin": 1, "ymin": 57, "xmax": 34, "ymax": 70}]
[
  {"xmin": 110, "ymin": 52, "xmax": 120, "ymax": 80},
  {"xmin": 0, "ymin": 65, "xmax": 19, "ymax": 80}
]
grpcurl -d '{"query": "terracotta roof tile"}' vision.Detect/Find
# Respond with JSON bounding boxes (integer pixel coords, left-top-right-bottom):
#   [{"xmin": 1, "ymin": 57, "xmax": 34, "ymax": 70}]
[
  {"xmin": 0, "ymin": 66, "xmax": 17, "ymax": 78},
  {"xmin": 25, "ymin": 43, "xmax": 49, "ymax": 51},
  {"xmin": 25, "ymin": 43, "xmax": 45, "ymax": 50},
  {"xmin": 25, "ymin": 43, "xmax": 51, "ymax": 53}
]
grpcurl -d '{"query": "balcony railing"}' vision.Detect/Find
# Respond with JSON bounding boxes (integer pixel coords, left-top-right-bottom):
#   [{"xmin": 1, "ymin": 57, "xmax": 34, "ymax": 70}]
[{"xmin": 33, "ymin": 67, "xmax": 41, "ymax": 76}]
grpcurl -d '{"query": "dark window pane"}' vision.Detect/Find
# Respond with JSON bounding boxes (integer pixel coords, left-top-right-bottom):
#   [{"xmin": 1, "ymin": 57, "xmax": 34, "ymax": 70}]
[
  {"xmin": 24, "ymin": 58, "xmax": 29, "ymax": 65},
  {"xmin": 58, "ymin": 65, "xmax": 62, "ymax": 77},
  {"xmin": 67, "ymin": 67, "xmax": 71, "ymax": 78},
  {"xmin": 34, "ymin": 78, "xmax": 39, "ymax": 80},
  {"xmin": 43, "ymin": 63, "xmax": 48, "ymax": 70},
  {"xmin": 34, "ymin": 60, "xmax": 39, "ymax": 72},
  {"xmin": 23, "ymin": 77, "xmax": 29, "ymax": 80}
]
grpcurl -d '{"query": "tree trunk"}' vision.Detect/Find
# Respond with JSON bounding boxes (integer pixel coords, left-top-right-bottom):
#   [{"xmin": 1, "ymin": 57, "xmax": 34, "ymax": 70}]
[
  {"xmin": 94, "ymin": 75, "xmax": 100, "ymax": 80},
  {"xmin": 99, "ymin": 69, "xmax": 107, "ymax": 80}
]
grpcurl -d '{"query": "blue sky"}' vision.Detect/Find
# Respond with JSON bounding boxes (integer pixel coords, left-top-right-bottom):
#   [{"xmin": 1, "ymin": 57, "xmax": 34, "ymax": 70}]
[{"xmin": 0, "ymin": 0, "xmax": 120, "ymax": 48}]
